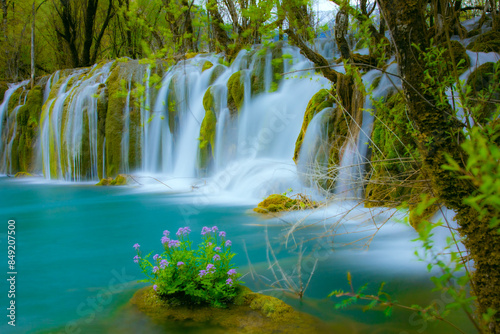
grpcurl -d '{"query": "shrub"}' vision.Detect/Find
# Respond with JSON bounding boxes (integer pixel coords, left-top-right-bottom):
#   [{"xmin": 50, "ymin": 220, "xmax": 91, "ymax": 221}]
[{"xmin": 133, "ymin": 226, "xmax": 242, "ymax": 308}]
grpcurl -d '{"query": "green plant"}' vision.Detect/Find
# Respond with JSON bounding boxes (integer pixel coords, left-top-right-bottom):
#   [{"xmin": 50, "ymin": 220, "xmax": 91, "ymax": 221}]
[
  {"xmin": 444, "ymin": 123, "xmax": 500, "ymax": 230},
  {"xmin": 133, "ymin": 226, "xmax": 242, "ymax": 308}
]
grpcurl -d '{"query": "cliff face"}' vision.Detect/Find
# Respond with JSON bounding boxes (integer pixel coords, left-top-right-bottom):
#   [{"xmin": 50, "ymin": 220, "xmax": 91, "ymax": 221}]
[{"xmin": 0, "ymin": 45, "xmax": 291, "ymax": 181}]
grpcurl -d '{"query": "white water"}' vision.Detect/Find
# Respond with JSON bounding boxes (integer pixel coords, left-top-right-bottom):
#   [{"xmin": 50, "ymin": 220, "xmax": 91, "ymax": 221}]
[
  {"xmin": 0, "ymin": 43, "xmax": 495, "ymax": 200},
  {"xmin": 0, "ymin": 80, "xmax": 29, "ymax": 174}
]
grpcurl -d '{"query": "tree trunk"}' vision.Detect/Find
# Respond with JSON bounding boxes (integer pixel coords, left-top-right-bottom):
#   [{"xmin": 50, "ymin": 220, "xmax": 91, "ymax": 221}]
[
  {"xmin": 206, "ymin": 0, "xmax": 229, "ymax": 52},
  {"xmin": 377, "ymin": 0, "xmax": 500, "ymax": 331},
  {"xmin": 31, "ymin": 1, "xmax": 35, "ymax": 89},
  {"xmin": 55, "ymin": 0, "xmax": 80, "ymax": 68},
  {"xmin": 335, "ymin": 8, "xmax": 350, "ymax": 60},
  {"xmin": 1, "ymin": 0, "xmax": 7, "ymax": 37}
]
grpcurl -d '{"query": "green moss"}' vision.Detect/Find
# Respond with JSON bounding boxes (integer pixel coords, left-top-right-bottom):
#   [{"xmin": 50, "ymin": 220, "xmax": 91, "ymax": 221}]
[
  {"xmin": 112, "ymin": 174, "xmax": 128, "ymax": 185},
  {"xmin": 365, "ymin": 91, "xmax": 421, "ymax": 208},
  {"xmin": 209, "ymin": 64, "xmax": 225, "ymax": 85},
  {"xmin": 198, "ymin": 88, "xmax": 218, "ymax": 171},
  {"xmin": 294, "ymin": 75, "xmax": 360, "ymax": 193},
  {"xmin": 203, "ymin": 86, "xmax": 216, "ymax": 113},
  {"xmin": 14, "ymin": 171, "xmax": 33, "ymax": 178},
  {"xmin": 8, "ymin": 87, "xmax": 23, "ymax": 116},
  {"xmin": 46, "ymin": 75, "xmax": 68, "ymax": 102},
  {"xmin": 253, "ymin": 193, "xmax": 318, "ymax": 214},
  {"xmin": 185, "ymin": 52, "xmax": 198, "ymax": 59},
  {"xmin": 371, "ymin": 76, "xmax": 382, "ymax": 90},
  {"xmin": 13, "ymin": 86, "xmax": 43, "ymax": 173},
  {"xmin": 105, "ymin": 64, "xmax": 127, "ymax": 177},
  {"xmin": 202, "ymin": 61, "xmax": 213, "ymax": 72},
  {"xmin": 130, "ymin": 285, "xmax": 331, "ymax": 333},
  {"xmin": 95, "ymin": 174, "xmax": 128, "ymax": 186},
  {"xmin": 442, "ymin": 40, "xmax": 470, "ymax": 76},
  {"xmin": 250, "ymin": 43, "xmax": 284, "ymax": 96},
  {"xmin": 226, "ymin": 71, "xmax": 244, "ymax": 117},
  {"xmin": 96, "ymin": 177, "xmax": 112, "ymax": 186},
  {"xmin": 128, "ymin": 111, "xmax": 141, "ymax": 170},
  {"xmin": 0, "ymin": 81, "xmax": 8, "ymax": 102},
  {"xmin": 467, "ymin": 31, "xmax": 500, "ymax": 53},
  {"xmin": 80, "ymin": 110, "xmax": 91, "ymax": 178},
  {"xmin": 59, "ymin": 87, "xmax": 77, "ymax": 177},
  {"xmin": 466, "ymin": 28, "xmax": 481, "ymax": 38},
  {"xmin": 167, "ymin": 74, "xmax": 180, "ymax": 135},
  {"xmin": 465, "ymin": 61, "xmax": 500, "ymax": 124},
  {"xmin": 96, "ymin": 84, "xmax": 108, "ymax": 179},
  {"xmin": 409, "ymin": 192, "xmax": 440, "ymax": 230},
  {"xmin": 294, "ymin": 89, "xmax": 335, "ymax": 162}
]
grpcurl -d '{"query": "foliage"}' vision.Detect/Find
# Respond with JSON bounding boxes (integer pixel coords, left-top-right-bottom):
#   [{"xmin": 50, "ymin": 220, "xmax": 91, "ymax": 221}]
[
  {"xmin": 444, "ymin": 122, "xmax": 500, "ymax": 231},
  {"xmin": 330, "ymin": 202, "xmax": 481, "ymax": 333},
  {"xmin": 133, "ymin": 226, "xmax": 242, "ymax": 308}
]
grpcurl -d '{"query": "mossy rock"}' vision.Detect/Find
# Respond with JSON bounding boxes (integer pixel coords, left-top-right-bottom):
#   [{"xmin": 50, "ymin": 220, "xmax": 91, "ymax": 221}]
[
  {"xmin": 253, "ymin": 194, "xmax": 318, "ymax": 214},
  {"xmin": 96, "ymin": 174, "xmax": 129, "ymax": 186},
  {"xmin": 202, "ymin": 61, "xmax": 214, "ymax": 72},
  {"xmin": 198, "ymin": 88, "xmax": 218, "ymax": 171},
  {"xmin": 96, "ymin": 177, "xmax": 112, "ymax": 186},
  {"xmin": 250, "ymin": 43, "xmax": 284, "ymax": 96},
  {"xmin": 0, "ymin": 81, "xmax": 8, "ymax": 102},
  {"xmin": 466, "ymin": 61, "xmax": 500, "ymax": 124},
  {"xmin": 227, "ymin": 71, "xmax": 244, "ymax": 116},
  {"xmin": 442, "ymin": 40, "xmax": 470, "ymax": 76},
  {"xmin": 185, "ymin": 52, "xmax": 198, "ymax": 59},
  {"xmin": 14, "ymin": 172, "xmax": 33, "ymax": 178},
  {"xmin": 104, "ymin": 64, "xmax": 127, "ymax": 177},
  {"xmin": 8, "ymin": 87, "xmax": 23, "ymax": 116},
  {"xmin": 167, "ymin": 73, "xmax": 183, "ymax": 136},
  {"xmin": 209, "ymin": 64, "xmax": 226, "ymax": 85},
  {"xmin": 294, "ymin": 89, "xmax": 335, "ymax": 162},
  {"xmin": 467, "ymin": 31, "xmax": 500, "ymax": 53},
  {"xmin": 14, "ymin": 86, "xmax": 44, "ymax": 173},
  {"xmin": 96, "ymin": 84, "xmax": 108, "ymax": 180},
  {"xmin": 130, "ymin": 285, "xmax": 332, "ymax": 333},
  {"xmin": 466, "ymin": 28, "xmax": 481, "ymax": 38}
]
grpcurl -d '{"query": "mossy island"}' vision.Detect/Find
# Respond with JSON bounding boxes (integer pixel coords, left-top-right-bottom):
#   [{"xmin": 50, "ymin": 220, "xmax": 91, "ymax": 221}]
[{"xmin": 130, "ymin": 285, "xmax": 333, "ymax": 333}]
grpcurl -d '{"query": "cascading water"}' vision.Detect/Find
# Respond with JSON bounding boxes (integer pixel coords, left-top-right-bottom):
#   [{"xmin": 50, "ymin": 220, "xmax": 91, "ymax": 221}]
[
  {"xmin": 0, "ymin": 80, "xmax": 29, "ymax": 174},
  {"xmin": 39, "ymin": 64, "xmax": 112, "ymax": 180},
  {"xmin": 2, "ymin": 41, "xmax": 495, "ymax": 200}
]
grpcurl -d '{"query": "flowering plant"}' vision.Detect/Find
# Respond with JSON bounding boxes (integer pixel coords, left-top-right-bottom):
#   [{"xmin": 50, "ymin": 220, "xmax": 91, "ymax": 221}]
[{"xmin": 133, "ymin": 226, "xmax": 242, "ymax": 308}]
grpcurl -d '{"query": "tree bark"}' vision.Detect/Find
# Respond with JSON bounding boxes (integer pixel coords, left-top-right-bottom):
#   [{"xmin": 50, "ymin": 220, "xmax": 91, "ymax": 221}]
[
  {"xmin": 206, "ymin": 0, "xmax": 230, "ymax": 52},
  {"xmin": 91, "ymin": 0, "xmax": 114, "ymax": 64},
  {"xmin": 54, "ymin": 0, "xmax": 80, "ymax": 67},
  {"xmin": 377, "ymin": 0, "xmax": 500, "ymax": 331},
  {"xmin": 31, "ymin": 1, "xmax": 35, "ymax": 89},
  {"xmin": 285, "ymin": 28, "xmax": 339, "ymax": 84}
]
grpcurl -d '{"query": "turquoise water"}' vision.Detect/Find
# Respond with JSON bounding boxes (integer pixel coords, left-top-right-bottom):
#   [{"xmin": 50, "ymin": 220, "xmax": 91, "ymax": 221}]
[{"xmin": 0, "ymin": 177, "xmax": 473, "ymax": 333}]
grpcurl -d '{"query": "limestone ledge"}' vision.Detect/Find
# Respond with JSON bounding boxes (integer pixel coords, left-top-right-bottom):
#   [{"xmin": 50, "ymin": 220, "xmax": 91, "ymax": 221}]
[{"xmin": 130, "ymin": 285, "xmax": 333, "ymax": 333}]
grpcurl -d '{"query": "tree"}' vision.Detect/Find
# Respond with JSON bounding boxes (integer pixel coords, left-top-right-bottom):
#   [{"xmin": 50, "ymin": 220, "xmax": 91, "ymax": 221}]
[
  {"xmin": 283, "ymin": 0, "xmax": 499, "ymax": 330},
  {"xmin": 375, "ymin": 0, "xmax": 500, "ymax": 331},
  {"xmin": 53, "ymin": 0, "xmax": 115, "ymax": 68}
]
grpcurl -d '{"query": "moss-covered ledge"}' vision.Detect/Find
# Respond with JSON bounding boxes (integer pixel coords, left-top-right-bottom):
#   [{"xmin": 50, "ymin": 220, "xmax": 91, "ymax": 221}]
[
  {"xmin": 130, "ymin": 285, "xmax": 333, "ymax": 333},
  {"xmin": 254, "ymin": 194, "xmax": 319, "ymax": 214},
  {"xmin": 95, "ymin": 174, "xmax": 129, "ymax": 186}
]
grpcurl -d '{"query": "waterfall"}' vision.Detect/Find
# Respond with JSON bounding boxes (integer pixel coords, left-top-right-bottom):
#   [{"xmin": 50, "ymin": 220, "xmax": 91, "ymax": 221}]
[
  {"xmin": 0, "ymin": 43, "xmax": 418, "ymax": 200},
  {"xmin": 40, "ymin": 63, "xmax": 112, "ymax": 180},
  {"xmin": 0, "ymin": 80, "xmax": 29, "ymax": 174}
]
